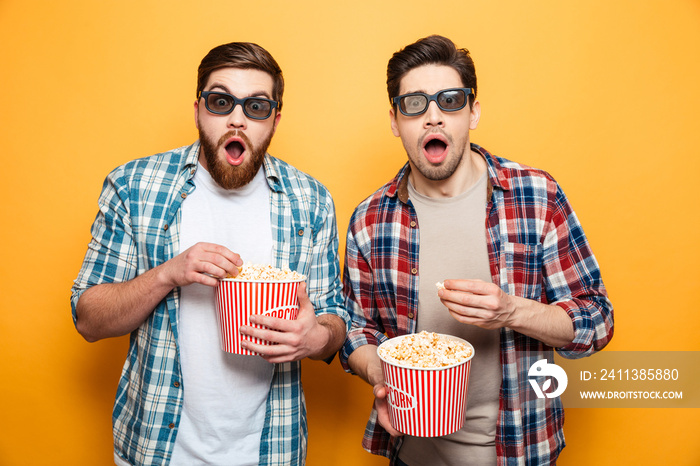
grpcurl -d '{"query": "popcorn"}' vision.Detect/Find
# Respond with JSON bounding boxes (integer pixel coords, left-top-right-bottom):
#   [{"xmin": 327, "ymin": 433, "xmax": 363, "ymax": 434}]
[
  {"xmin": 227, "ymin": 263, "xmax": 305, "ymax": 281},
  {"xmin": 378, "ymin": 331, "xmax": 472, "ymax": 368},
  {"xmin": 436, "ymin": 282, "xmax": 445, "ymax": 290}
]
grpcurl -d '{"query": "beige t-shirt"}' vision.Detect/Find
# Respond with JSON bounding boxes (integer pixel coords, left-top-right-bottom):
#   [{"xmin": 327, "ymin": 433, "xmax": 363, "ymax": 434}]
[{"xmin": 399, "ymin": 173, "xmax": 501, "ymax": 466}]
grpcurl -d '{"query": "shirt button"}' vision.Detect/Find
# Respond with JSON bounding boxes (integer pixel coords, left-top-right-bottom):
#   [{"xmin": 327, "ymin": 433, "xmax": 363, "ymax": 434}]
[
  {"xmin": 173, "ymin": 381, "xmax": 180, "ymax": 388},
  {"xmin": 410, "ymin": 221, "xmax": 416, "ymax": 227},
  {"xmin": 168, "ymin": 423, "xmax": 175, "ymax": 429},
  {"xmin": 411, "ymin": 268, "xmax": 417, "ymax": 274},
  {"xmin": 163, "ymin": 224, "xmax": 169, "ymax": 231},
  {"xmin": 408, "ymin": 312, "xmax": 415, "ymax": 319},
  {"xmin": 181, "ymin": 192, "xmax": 187, "ymax": 199},
  {"xmin": 298, "ymin": 229, "xmax": 304, "ymax": 236}
]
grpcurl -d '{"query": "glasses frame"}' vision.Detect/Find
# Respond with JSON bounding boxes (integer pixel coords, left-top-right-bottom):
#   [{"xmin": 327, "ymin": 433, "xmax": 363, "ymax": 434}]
[
  {"xmin": 198, "ymin": 90, "xmax": 279, "ymax": 120},
  {"xmin": 392, "ymin": 87, "xmax": 474, "ymax": 116}
]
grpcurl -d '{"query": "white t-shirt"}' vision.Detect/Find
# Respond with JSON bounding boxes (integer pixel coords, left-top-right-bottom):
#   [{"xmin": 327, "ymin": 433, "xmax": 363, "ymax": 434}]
[{"xmin": 169, "ymin": 164, "xmax": 274, "ymax": 466}]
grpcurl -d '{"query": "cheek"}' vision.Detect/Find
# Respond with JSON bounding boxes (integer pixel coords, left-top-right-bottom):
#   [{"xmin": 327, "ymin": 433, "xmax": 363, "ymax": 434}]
[
  {"xmin": 199, "ymin": 117, "xmax": 226, "ymax": 140},
  {"xmin": 394, "ymin": 123, "xmax": 420, "ymax": 146},
  {"xmin": 251, "ymin": 123, "xmax": 276, "ymax": 143}
]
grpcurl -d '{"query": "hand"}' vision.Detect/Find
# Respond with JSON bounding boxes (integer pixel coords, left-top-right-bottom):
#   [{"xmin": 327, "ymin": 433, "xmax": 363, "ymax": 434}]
[
  {"xmin": 239, "ymin": 282, "xmax": 333, "ymax": 363},
  {"xmin": 373, "ymin": 383, "xmax": 403, "ymax": 437},
  {"xmin": 438, "ymin": 279, "xmax": 516, "ymax": 330},
  {"xmin": 160, "ymin": 242, "xmax": 243, "ymax": 288},
  {"xmin": 346, "ymin": 344, "xmax": 402, "ymax": 436}
]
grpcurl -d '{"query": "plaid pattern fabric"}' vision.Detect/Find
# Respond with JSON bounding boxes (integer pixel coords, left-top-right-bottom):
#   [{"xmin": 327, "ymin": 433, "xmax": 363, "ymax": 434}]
[
  {"xmin": 340, "ymin": 143, "xmax": 613, "ymax": 465},
  {"xmin": 71, "ymin": 141, "xmax": 348, "ymax": 465}
]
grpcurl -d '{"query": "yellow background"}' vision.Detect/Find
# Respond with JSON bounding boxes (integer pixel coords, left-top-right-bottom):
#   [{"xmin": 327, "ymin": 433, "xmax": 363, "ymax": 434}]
[{"xmin": 1, "ymin": 0, "xmax": 699, "ymax": 464}]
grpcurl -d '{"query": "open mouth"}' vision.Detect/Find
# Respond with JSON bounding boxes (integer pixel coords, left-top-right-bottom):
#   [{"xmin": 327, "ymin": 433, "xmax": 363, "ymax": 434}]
[
  {"xmin": 422, "ymin": 135, "xmax": 449, "ymax": 164},
  {"xmin": 225, "ymin": 139, "xmax": 246, "ymax": 166}
]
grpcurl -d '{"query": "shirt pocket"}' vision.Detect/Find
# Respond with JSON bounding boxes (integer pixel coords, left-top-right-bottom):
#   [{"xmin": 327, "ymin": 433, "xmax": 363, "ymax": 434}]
[
  {"xmin": 289, "ymin": 224, "xmax": 313, "ymax": 275},
  {"xmin": 499, "ymin": 242, "xmax": 543, "ymax": 301}
]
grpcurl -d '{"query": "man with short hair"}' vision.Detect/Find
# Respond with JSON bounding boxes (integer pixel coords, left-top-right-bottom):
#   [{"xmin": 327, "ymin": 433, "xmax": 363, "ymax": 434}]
[
  {"xmin": 340, "ymin": 35, "xmax": 613, "ymax": 465},
  {"xmin": 71, "ymin": 41, "xmax": 349, "ymax": 466}
]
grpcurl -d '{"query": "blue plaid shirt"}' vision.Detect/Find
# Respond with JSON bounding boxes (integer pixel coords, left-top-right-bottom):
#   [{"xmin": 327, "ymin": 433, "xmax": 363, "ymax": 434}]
[
  {"xmin": 71, "ymin": 141, "xmax": 349, "ymax": 465},
  {"xmin": 340, "ymin": 144, "xmax": 614, "ymax": 465}
]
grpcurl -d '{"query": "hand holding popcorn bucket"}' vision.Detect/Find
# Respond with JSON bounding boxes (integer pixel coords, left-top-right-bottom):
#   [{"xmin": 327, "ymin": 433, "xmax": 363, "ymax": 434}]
[
  {"xmin": 377, "ymin": 331, "xmax": 475, "ymax": 437},
  {"xmin": 215, "ymin": 264, "xmax": 306, "ymax": 356}
]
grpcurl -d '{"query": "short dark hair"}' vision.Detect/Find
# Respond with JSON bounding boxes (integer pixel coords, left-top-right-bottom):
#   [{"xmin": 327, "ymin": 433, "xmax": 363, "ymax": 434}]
[
  {"xmin": 197, "ymin": 42, "xmax": 285, "ymax": 110},
  {"xmin": 387, "ymin": 35, "xmax": 477, "ymax": 108}
]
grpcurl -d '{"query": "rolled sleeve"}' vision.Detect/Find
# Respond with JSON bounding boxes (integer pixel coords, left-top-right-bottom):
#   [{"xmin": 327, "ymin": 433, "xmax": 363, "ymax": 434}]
[
  {"xmin": 71, "ymin": 170, "xmax": 137, "ymax": 324},
  {"xmin": 555, "ymin": 296, "xmax": 614, "ymax": 357},
  {"xmin": 308, "ymin": 195, "xmax": 351, "ymax": 339},
  {"xmin": 339, "ymin": 222, "xmax": 388, "ymax": 373}
]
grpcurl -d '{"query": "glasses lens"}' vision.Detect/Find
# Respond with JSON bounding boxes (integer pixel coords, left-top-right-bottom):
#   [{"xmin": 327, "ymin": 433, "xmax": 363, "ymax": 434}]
[
  {"xmin": 244, "ymin": 98, "xmax": 273, "ymax": 119},
  {"xmin": 437, "ymin": 89, "xmax": 466, "ymax": 111},
  {"xmin": 400, "ymin": 94, "xmax": 428, "ymax": 115},
  {"xmin": 206, "ymin": 93, "xmax": 234, "ymax": 114}
]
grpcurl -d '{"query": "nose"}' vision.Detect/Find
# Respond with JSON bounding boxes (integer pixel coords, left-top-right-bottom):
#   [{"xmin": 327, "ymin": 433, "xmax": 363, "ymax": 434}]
[
  {"xmin": 227, "ymin": 103, "xmax": 247, "ymax": 129},
  {"xmin": 423, "ymin": 101, "xmax": 444, "ymax": 127}
]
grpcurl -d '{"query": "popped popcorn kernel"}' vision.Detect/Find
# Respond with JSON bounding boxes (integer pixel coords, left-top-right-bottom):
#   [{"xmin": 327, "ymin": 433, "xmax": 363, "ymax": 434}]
[
  {"xmin": 378, "ymin": 331, "xmax": 472, "ymax": 369},
  {"xmin": 227, "ymin": 263, "xmax": 305, "ymax": 281}
]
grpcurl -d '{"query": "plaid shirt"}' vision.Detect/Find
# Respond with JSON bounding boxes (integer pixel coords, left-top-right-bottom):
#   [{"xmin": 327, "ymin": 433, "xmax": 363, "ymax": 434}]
[
  {"xmin": 340, "ymin": 143, "xmax": 613, "ymax": 465},
  {"xmin": 71, "ymin": 141, "xmax": 349, "ymax": 465}
]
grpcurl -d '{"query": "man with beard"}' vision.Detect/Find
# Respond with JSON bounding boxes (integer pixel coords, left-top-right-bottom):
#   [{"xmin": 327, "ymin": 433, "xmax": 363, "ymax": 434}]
[
  {"xmin": 339, "ymin": 35, "xmax": 613, "ymax": 465},
  {"xmin": 71, "ymin": 42, "xmax": 349, "ymax": 466}
]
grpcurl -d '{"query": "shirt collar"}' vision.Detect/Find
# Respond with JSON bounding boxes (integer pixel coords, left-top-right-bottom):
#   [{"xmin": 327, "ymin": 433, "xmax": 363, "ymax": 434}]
[
  {"xmin": 262, "ymin": 153, "xmax": 284, "ymax": 193},
  {"xmin": 475, "ymin": 143, "xmax": 510, "ymax": 192},
  {"xmin": 184, "ymin": 140, "xmax": 202, "ymax": 179}
]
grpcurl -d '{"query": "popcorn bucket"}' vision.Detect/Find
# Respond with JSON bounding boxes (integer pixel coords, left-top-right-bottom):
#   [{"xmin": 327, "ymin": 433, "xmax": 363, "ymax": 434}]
[
  {"xmin": 377, "ymin": 334, "xmax": 474, "ymax": 437},
  {"xmin": 215, "ymin": 278, "xmax": 303, "ymax": 355}
]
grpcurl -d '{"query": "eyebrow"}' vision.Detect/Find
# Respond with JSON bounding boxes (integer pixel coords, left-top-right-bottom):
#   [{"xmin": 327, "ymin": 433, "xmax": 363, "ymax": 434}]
[
  {"xmin": 398, "ymin": 88, "xmax": 428, "ymax": 96},
  {"xmin": 207, "ymin": 83, "xmax": 273, "ymax": 100}
]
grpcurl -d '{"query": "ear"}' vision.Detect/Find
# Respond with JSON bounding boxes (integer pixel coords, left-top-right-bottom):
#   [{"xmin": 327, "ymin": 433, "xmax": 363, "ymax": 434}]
[
  {"xmin": 271, "ymin": 110, "xmax": 282, "ymax": 135},
  {"xmin": 469, "ymin": 100, "xmax": 481, "ymax": 130},
  {"xmin": 389, "ymin": 107, "xmax": 401, "ymax": 137},
  {"xmin": 194, "ymin": 99, "xmax": 200, "ymax": 130}
]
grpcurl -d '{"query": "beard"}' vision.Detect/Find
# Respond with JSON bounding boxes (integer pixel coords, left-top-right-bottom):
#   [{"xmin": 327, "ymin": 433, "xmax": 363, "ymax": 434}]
[
  {"xmin": 406, "ymin": 131, "xmax": 466, "ymax": 181},
  {"xmin": 412, "ymin": 150, "xmax": 463, "ymax": 181},
  {"xmin": 198, "ymin": 127, "xmax": 274, "ymax": 190}
]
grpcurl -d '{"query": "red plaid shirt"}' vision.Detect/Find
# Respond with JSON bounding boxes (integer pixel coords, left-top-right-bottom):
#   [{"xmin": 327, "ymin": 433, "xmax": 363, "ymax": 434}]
[{"xmin": 340, "ymin": 144, "xmax": 614, "ymax": 465}]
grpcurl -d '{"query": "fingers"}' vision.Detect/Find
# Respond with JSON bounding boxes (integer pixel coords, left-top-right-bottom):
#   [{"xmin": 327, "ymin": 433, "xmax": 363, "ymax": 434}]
[
  {"xmin": 239, "ymin": 314, "xmax": 310, "ymax": 362},
  {"xmin": 237, "ymin": 338, "xmax": 288, "ymax": 364},
  {"xmin": 441, "ymin": 298, "xmax": 494, "ymax": 320},
  {"xmin": 440, "ymin": 285, "xmax": 512, "ymax": 330},
  {"xmin": 169, "ymin": 242, "xmax": 243, "ymax": 287},
  {"xmin": 439, "ymin": 280, "xmax": 500, "ymax": 311},
  {"xmin": 239, "ymin": 333, "xmax": 299, "ymax": 363},
  {"xmin": 445, "ymin": 307, "xmax": 488, "ymax": 325},
  {"xmin": 242, "ymin": 316, "xmax": 299, "ymax": 344},
  {"xmin": 297, "ymin": 281, "xmax": 310, "ymax": 303},
  {"xmin": 196, "ymin": 242, "xmax": 243, "ymax": 278},
  {"xmin": 373, "ymin": 384, "xmax": 403, "ymax": 437},
  {"xmin": 441, "ymin": 278, "xmax": 487, "ymax": 291},
  {"xmin": 242, "ymin": 282, "xmax": 314, "ymax": 339},
  {"xmin": 373, "ymin": 383, "xmax": 386, "ymax": 399},
  {"xmin": 240, "ymin": 312, "xmax": 313, "ymax": 359}
]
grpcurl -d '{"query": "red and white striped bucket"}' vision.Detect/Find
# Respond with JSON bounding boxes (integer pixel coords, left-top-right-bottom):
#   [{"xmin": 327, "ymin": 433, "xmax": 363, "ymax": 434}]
[
  {"xmin": 377, "ymin": 334, "xmax": 474, "ymax": 437},
  {"xmin": 215, "ymin": 278, "xmax": 303, "ymax": 355}
]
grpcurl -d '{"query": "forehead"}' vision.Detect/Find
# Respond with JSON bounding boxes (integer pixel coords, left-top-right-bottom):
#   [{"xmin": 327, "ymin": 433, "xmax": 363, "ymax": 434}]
[
  {"xmin": 399, "ymin": 64, "xmax": 464, "ymax": 95},
  {"xmin": 204, "ymin": 67, "xmax": 274, "ymax": 96}
]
